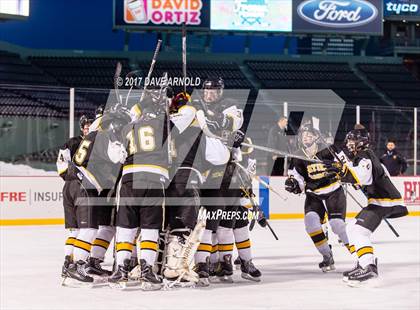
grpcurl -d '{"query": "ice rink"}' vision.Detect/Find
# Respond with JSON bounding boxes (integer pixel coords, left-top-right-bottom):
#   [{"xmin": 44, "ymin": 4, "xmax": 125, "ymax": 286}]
[{"xmin": 1, "ymin": 217, "xmax": 419, "ymax": 310}]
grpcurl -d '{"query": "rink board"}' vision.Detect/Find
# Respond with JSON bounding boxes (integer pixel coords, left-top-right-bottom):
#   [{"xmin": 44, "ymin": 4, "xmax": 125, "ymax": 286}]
[{"xmin": 0, "ymin": 176, "xmax": 419, "ymax": 225}]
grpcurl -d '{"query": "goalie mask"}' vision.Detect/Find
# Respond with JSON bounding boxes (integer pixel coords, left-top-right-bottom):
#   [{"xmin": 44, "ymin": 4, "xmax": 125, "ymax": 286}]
[
  {"xmin": 202, "ymin": 77, "xmax": 224, "ymax": 104},
  {"xmin": 345, "ymin": 128, "xmax": 370, "ymax": 154},
  {"xmin": 298, "ymin": 124, "xmax": 319, "ymax": 156}
]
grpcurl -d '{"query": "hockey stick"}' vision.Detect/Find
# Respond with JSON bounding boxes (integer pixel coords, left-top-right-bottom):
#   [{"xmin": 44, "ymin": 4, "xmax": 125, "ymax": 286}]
[
  {"xmin": 140, "ymin": 39, "xmax": 163, "ymax": 103},
  {"xmin": 197, "ymin": 111, "xmax": 322, "ymax": 163},
  {"xmin": 344, "ymin": 185, "xmax": 400, "ymax": 237},
  {"xmin": 235, "ymin": 165, "xmax": 278, "ymax": 240},
  {"xmin": 182, "ymin": 23, "xmax": 187, "ymax": 95},
  {"xmin": 114, "ymin": 62, "xmax": 123, "ymax": 107},
  {"xmin": 311, "ymin": 124, "xmax": 400, "ymax": 238},
  {"xmin": 235, "ymin": 162, "xmax": 287, "ymax": 201},
  {"xmin": 161, "ymin": 71, "xmax": 173, "ymax": 165}
]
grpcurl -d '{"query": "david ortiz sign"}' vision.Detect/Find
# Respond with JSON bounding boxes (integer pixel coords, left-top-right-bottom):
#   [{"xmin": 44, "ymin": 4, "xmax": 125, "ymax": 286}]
[
  {"xmin": 114, "ymin": 0, "xmax": 210, "ymax": 30},
  {"xmin": 293, "ymin": 0, "xmax": 383, "ymax": 35}
]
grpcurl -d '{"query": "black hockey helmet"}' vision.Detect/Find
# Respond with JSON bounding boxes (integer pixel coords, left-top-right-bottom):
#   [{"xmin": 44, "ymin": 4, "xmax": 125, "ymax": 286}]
[
  {"xmin": 202, "ymin": 77, "xmax": 224, "ymax": 90},
  {"xmin": 345, "ymin": 126, "xmax": 370, "ymax": 154},
  {"xmin": 79, "ymin": 115, "xmax": 92, "ymax": 130},
  {"xmin": 202, "ymin": 77, "xmax": 224, "ymax": 104},
  {"xmin": 298, "ymin": 123, "xmax": 319, "ymax": 149},
  {"xmin": 101, "ymin": 109, "xmax": 131, "ymax": 136}
]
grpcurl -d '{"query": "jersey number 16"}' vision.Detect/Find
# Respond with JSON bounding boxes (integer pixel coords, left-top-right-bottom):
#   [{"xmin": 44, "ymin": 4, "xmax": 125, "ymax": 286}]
[{"xmin": 127, "ymin": 126, "xmax": 156, "ymax": 155}]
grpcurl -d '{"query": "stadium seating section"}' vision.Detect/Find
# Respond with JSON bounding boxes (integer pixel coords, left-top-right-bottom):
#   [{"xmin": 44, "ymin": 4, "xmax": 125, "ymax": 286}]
[{"xmin": 0, "ymin": 50, "xmax": 419, "ymax": 164}]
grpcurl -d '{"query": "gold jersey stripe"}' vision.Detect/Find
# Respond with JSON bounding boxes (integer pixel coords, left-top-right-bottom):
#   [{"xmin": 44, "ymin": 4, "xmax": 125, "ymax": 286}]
[
  {"xmin": 309, "ymin": 229, "xmax": 323, "ymax": 237},
  {"xmin": 218, "ymin": 243, "xmax": 234, "ymax": 252},
  {"xmin": 197, "ymin": 243, "xmax": 212, "ymax": 252},
  {"xmin": 314, "ymin": 239, "xmax": 328, "ymax": 247},
  {"xmin": 74, "ymin": 239, "xmax": 92, "ymax": 252},
  {"xmin": 93, "ymin": 238, "xmax": 110, "ymax": 249},
  {"xmin": 211, "ymin": 245, "xmax": 219, "ymax": 253},
  {"xmin": 346, "ymin": 244, "xmax": 356, "ymax": 254},
  {"xmin": 357, "ymin": 246, "xmax": 374, "ymax": 257},
  {"xmin": 140, "ymin": 241, "xmax": 158, "ymax": 251},
  {"xmin": 235, "ymin": 239, "xmax": 251, "ymax": 249},
  {"xmin": 65, "ymin": 237, "xmax": 76, "ymax": 246},
  {"xmin": 116, "ymin": 242, "xmax": 134, "ymax": 252}
]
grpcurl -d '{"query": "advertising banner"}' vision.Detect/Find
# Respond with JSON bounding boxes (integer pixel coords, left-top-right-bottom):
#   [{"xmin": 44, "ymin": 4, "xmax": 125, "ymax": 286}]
[
  {"xmin": 384, "ymin": 0, "xmax": 420, "ymax": 19},
  {"xmin": 210, "ymin": 0, "xmax": 292, "ymax": 32},
  {"xmin": 293, "ymin": 0, "xmax": 384, "ymax": 35},
  {"xmin": 1, "ymin": 176, "xmax": 418, "ymax": 224},
  {"xmin": 114, "ymin": 0, "xmax": 210, "ymax": 30}
]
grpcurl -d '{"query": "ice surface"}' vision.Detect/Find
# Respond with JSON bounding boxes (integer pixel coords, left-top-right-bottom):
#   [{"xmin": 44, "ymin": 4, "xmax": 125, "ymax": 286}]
[{"xmin": 1, "ymin": 217, "xmax": 419, "ymax": 310}]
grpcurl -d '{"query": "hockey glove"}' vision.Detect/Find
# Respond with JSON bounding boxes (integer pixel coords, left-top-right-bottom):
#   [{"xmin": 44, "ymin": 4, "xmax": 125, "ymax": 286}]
[{"xmin": 285, "ymin": 177, "xmax": 302, "ymax": 194}]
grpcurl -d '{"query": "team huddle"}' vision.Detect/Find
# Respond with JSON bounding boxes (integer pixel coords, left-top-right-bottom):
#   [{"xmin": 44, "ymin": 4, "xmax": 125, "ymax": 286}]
[{"xmin": 56, "ymin": 77, "xmax": 408, "ymax": 290}]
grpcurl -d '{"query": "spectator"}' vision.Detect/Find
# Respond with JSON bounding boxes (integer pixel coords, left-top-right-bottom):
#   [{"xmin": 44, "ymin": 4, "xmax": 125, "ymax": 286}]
[
  {"xmin": 267, "ymin": 116, "xmax": 288, "ymax": 176},
  {"xmin": 380, "ymin": 139, "xmax": 408, "ymax": 176}
]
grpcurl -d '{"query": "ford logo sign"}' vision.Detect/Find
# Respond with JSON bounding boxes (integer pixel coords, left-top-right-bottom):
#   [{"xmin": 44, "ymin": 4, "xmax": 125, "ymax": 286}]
[{"xmin": 297, "ymin": 0, "xmax": 379, "ymax": 28}]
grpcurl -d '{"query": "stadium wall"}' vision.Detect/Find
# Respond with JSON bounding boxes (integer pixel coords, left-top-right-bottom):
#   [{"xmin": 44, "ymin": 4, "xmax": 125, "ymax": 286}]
[{"xmin": 0, "ymin": 176, "xmax": 419, "ymax": 226}]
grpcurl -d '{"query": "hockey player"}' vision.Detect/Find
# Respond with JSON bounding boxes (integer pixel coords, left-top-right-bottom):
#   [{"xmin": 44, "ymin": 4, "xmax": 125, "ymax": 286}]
[
  {"xmin": 162, "ymin": 92, "xmax": 208, "ymax": 286},
  {"xmin": 57, "ymin": 115, "xmax": 91, "ymax": 279},
  {"xmin": 194, "ymin": 77, "xmax": 245, "ymax": 285},
  {"xmin": 285, "ymin": 123, "xmax": 350, "ymax": 272},
  {"xmin": 63, "ymin": 110, "xmax": 129, "ymax": 285},
  {"xmin": 231, "ymin": 140, "xmax": 262, "ymax": 281},
  {"xmin": 109, "ymin": 93, "xmax": 175, "ymax": 290},
  {"xmin": 327, "ymin": 125, "xmax": 408, "ymax": 286}
]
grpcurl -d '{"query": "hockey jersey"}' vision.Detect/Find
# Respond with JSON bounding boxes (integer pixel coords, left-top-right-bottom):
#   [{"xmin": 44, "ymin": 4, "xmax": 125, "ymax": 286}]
[
  {"xmin": 122, "ymin": 112, "xmax": 176, "ymax": 183},
  {"xmin": 56, "ymin": 135, "xmax": 83, "ymax": 181},
  {"xmin": 288, "ymin": 146, "xmax": 340, "ymax": 195},
  {"xmin": 341, "ymin": 149, "xmax": 404, "ymax": 208},
  {"xmin": 71, "ymin": 130, "xmax": 124, "ymax": 193}
]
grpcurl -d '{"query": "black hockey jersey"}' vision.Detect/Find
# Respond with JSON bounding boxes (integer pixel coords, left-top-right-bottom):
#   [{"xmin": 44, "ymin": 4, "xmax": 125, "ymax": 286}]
[
  {"xmin": 72, "ymin": 131, "xmax": 122, "ymax": 192},
  {"xmin": 58, "ymin": 135, "xmax": 83, "ymax": 181},
  {"xmin": 288, "ymin": 146, "xmax": 340, "ymax": 195},
  {"xmin": 122, "ymin": 113, "xmax": 177, "ymax": 183},
  {"xmin": 341, "ymin": 149, "xmax": 404, "ymax": 207}
]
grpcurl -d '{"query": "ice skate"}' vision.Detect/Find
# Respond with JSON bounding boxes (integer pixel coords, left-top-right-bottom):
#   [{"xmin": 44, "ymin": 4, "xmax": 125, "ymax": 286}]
[
  {"xmin": 108, "ymin": 259, "xmax": 131, "ymax": 289},
  {"xmin": 240, "ymin": 259, "xmax": 261, "ymax": 282},
  {"xmin": 216, "ymin": 254, "xmax": 234, "ymax": 283},
  {"xmin": 319, "ymin": 254, "xmax": 335, "ymax": 272},
  {"xmin": 139, "ymin": 259, "xmax": 162, "ymax": 291},
  {"xmin": 195, "ymin": 260, "xmax": 210, "ymax": 287},
  {"xmin": 61, "ymin": 255, "xmax": 73, "ymax": 279},
  {"xmin": 234, "ymin": 256, "xmax": 241, "ymax": 270},
  {"xmin": 85, "ymin": 257, "xmax": 112, "ymax": 277},
  {"xmin": 342, "ymin": 263, "xmax": 361, "ymax": 283},
  {"xmin": 62, "ymin": 260, "xmax": 94, "ymax": 288},
  {"xmin": 209, "ymin": 262, "xmax": 220, "ymax": 283},
  {"xmin": 347, "ymin": 262, "xmax": 379, "ymax": 288}
]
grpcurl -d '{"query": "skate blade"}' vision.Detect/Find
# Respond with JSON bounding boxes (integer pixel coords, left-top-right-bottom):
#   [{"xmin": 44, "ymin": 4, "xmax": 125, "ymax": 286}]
[
  {"xmin": 61, "ymin": 277, "xmax": 94, "ymax": 288},
  {"xmin": 196, "ymin": 278, "xmax": 210, "ymax": 287},
  {"xmin": 321, "ymin": 265, "xmax": 336, "ymax": 273},
  {"xmin": 241, "ymin": 273, "xmax": 261, "ymax": 282},
  {"xmin": 342, "ymin": 276, "xmax": 349, "ymax": 283},
  {"xmin": 163, "ymin": 278, "xmax": 196, "ymax": 290},
  {"xmin": 139, "ymin": 281, "xmax": 162, "ymax": 291},
  {"xmin": 218, "ymin": 275, "xmax": 234, "ymax": 283},
  {"xmin": 347, "ymin": 277, "xmax": 379, "ymax": 288},
  {"xmin": 109, "ymin": 280, "xmax": 142, "ymax": 290}
]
